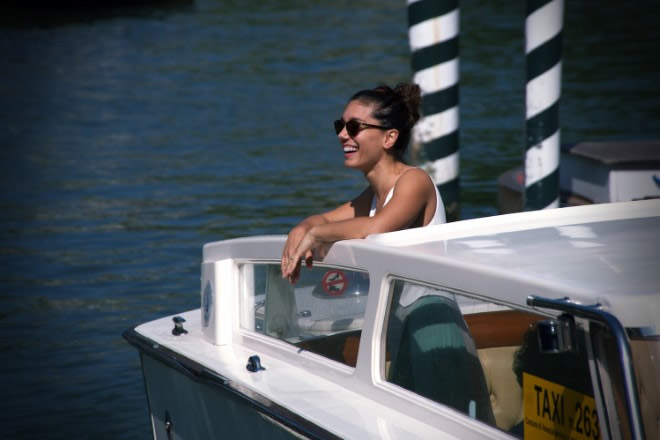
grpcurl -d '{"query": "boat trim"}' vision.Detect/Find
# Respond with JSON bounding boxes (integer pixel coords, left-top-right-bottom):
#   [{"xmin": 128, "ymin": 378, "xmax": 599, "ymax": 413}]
[
  {"xmin": 122, "ymin": 327, "xmax": 343, "ymax": 440},
  {"xmin": 527, "ymin": 295, "xmax": 644, "ymax": 440}
]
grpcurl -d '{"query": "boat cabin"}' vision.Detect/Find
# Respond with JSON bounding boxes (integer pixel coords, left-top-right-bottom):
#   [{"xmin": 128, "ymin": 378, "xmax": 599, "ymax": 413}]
[{"xmin": 125, "ymin": 200, "xmax": 660, "ymax": 439}]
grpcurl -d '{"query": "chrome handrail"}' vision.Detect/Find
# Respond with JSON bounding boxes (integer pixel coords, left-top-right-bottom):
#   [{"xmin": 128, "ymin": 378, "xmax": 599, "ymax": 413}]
[{"xmin": 527, "ymin": 295, "xmax": 644, "ymax": 440}]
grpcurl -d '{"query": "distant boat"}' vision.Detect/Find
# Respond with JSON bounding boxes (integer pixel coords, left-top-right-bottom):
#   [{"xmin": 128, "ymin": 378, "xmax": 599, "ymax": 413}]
[
  {"xmin": 498, "ymin": 140, "xmax": 660, "ymax": 214},
  {"xmin": 125, "ymin": 199, "xmax": 660, "ymax": 439}
]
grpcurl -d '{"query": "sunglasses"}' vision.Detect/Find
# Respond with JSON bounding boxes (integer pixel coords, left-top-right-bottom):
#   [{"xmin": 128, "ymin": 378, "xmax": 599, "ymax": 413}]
[{"xmin": 334, "ymin": 119, "xmax": 390, "ymax": 137}]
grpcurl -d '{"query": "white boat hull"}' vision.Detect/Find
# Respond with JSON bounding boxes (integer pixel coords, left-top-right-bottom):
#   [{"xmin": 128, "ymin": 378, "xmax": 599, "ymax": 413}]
[{"xmin": 130, "ymin": 330, "xmax": 339, "ymax": 440}]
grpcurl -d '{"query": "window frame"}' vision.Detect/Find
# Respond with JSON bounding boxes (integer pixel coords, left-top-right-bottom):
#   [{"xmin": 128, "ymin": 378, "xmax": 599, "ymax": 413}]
[
  {"xmin": 234, "ymin": 258, "xmax": 371, "ymax": 370},
  {"xmin": 375, "ymin": 275, "xmax": 611, "ymax": 438}
]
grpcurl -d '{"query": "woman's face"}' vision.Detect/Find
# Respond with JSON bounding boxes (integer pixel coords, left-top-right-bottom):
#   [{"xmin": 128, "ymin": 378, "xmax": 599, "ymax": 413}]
[{"xmin": 337, "ymin": 100, "xmax": 389, "ymax": 171}]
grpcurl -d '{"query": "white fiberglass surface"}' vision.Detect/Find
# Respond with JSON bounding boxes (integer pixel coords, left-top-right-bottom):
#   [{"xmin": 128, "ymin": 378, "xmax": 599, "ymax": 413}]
[
  {"xmin": 136, "ymin": 310, "xmax": 473, "ymax": 440},
  {"xmin": 406, "ymin": 217, "xmax": 659, "ymax": 298}
]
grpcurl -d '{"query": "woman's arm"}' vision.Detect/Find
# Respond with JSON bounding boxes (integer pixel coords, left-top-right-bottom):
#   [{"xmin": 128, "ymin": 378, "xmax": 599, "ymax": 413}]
[
  {"xmin": 282, "ymin": 169, "xmax": 434, "ymax": 281},
  {"xmin": 307, "ymin": 169, "xmax": 433, "ymax": 239},
  {"xmin": 280, "ymin": 186, "xmax": 374, "ymax": 279}
]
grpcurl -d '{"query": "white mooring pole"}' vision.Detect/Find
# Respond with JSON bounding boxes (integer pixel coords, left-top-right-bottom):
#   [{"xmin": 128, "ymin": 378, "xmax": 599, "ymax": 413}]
[
  {"xmin": 524, "ymin": 0, "xmax": 563, "ymax": 210},
  {"xmin": 407, "ymin": 0, "xmax": 460, "ymax": 220}
]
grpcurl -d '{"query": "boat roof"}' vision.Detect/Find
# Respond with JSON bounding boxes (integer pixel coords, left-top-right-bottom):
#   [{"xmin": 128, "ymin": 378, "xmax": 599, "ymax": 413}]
[
  {"xmin": 368, "ymin": 199, "xmax": 659, "ymax": 298},
  {"xmin": 204, "ymin": 199, "xmax": 660, "ymax": 334}
]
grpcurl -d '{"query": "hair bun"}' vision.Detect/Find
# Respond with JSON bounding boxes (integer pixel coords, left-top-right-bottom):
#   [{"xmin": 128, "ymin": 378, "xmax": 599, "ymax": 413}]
[{"xmin": 394, "ymin": 82, "xmax": 421, "ymax": 126}]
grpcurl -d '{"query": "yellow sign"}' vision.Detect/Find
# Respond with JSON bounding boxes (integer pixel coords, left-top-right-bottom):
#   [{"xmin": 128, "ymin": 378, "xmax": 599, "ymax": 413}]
[{"xmin": 523, "ymin": 372, "xmax": 600, "ymax": 440}]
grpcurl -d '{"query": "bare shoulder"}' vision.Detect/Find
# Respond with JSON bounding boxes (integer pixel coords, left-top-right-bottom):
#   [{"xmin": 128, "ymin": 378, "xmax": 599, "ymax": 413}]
[{"xmin": 394, "ymin": 167, "xmax": 434, "ymax": 194}]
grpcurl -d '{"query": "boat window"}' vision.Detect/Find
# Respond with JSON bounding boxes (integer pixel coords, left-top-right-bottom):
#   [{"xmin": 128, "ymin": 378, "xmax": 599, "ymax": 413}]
[
  {"xmin": 383, "ymin": 278, "xmax": 597, "ymax": 439},
  {"xmin": 239, "ymin": 262, "xmax": 369, "ymax": 367}
]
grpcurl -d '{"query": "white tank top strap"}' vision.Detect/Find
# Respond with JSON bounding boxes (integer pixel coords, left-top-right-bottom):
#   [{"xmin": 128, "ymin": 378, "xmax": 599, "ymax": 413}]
[
  {"xmin": 427, "ymin": 183, "xmax": 446, "ymax": 225},
  {"xmin": 368, "ymin": 168, "xmax": 446, "ymax": 225},
  {"xmin": 369, "ymin": 187, "xmax": 394, "ymax": 217}
]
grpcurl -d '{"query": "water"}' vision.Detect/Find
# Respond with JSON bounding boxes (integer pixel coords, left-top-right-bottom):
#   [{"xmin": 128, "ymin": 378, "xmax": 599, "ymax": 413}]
[{"xmin": 1, "ymin": 0, "xmax": 658, "ymax": 438}]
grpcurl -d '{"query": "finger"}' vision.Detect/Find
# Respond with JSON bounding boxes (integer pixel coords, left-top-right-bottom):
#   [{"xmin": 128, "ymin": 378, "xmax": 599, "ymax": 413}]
[
  {"xmin": 304, "ymin": 250, "xmax": 313, "ymax": 269},
  {"xmin": 288, "ymin": 259, "xmax": 301, "ymax": 284},
  {"xmin": 281, "ymin": 252, "xmax": 297, "ymax": 278},
  {"xmin": 283, "ymin": 260, "xmax": 293, "ymax": 278},
  {"xmin": 281, "ymin": 246, "xmax": 290, "ymax": 275},
  {"xmin": 292, "ymin": 264, "xmax": 300, "ymax": 284},
  {"xmin": 289, "ymin": 273, "xmax": 299, "ymax": 285}
]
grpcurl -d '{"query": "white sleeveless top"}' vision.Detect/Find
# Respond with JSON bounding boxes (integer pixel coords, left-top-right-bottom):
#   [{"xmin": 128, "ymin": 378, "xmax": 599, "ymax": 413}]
[{"xmin": 368, "ymin": 170, "xmax": 446, "ymax": 226}]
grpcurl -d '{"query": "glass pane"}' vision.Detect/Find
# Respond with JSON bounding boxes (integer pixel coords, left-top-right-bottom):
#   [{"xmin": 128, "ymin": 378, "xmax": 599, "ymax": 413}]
[
  {"xmin": 384, "ymin": 279, "xmax": 496, "ymax": 426},
  {"xmin": 383, "ymin": 278, "xmax": 598, "ymax": 439},
  {"xmin": 239, "ymin": 262, "xmax": 369, "ymax": 367}
]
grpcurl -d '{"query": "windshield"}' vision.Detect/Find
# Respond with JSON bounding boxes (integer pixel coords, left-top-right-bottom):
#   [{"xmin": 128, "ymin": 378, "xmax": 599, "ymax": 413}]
[{"xmin": 238, "ymin": 262, "xmax": 369, "ymax": 367}]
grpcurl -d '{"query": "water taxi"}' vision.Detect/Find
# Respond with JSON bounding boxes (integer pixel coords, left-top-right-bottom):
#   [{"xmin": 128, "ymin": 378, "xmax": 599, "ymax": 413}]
[{"xmin": 124, "ymin": 199, "xmax": 659, "ymax": 439}]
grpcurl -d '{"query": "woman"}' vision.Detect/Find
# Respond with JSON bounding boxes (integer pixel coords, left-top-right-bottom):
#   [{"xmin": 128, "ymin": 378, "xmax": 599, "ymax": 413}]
[{"xmin": 281, "ymin": 83, "xmax": 445, "ymax": 283}]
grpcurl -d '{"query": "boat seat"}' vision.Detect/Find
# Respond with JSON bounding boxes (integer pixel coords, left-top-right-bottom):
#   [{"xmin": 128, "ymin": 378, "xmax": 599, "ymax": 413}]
[
  {"xmin": 389, "ymin": 296, "xmax": 495, "ymax": 425},
  {"xmin": 477, "ymin": 346, "xmax": 523, "ymax": 430},
  {"xmin": 464, "ymin": 310, "xmax": 545, "ymax": 431}
]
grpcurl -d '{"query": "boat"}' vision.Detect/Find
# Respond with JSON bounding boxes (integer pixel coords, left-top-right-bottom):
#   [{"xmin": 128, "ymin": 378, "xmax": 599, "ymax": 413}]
[
  {"xmin": 124, "ymin": 199, "xmax": 660, "ymax": 439},
  {"xmin": 497, "ymin": 140, "xmax": 660, "ymax": 214}
]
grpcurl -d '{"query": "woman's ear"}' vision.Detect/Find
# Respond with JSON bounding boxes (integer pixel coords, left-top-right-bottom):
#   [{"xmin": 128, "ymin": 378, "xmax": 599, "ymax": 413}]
[{"xmin": 383, "ymin": 129, "xmax": 399, "ymax": 150}]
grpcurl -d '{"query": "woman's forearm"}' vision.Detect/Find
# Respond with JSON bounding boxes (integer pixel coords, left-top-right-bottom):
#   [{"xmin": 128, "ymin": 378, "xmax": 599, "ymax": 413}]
[
  {"xmin": 288, "ymin": 214, "xmax": 330, "ymax": 239},
  {"xmin": 298, "ymin": 214, "xmax": 329, "ymax": 230},
  {"xmin": 308, "ymin": 216, "xmax": 377, "ymax": 243}
]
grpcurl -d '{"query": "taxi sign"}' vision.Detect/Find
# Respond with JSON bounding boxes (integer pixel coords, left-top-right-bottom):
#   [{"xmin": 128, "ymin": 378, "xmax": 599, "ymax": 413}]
[{"xmin": 523, "ymin": 372, "xmax": 600, "ymax": 440}]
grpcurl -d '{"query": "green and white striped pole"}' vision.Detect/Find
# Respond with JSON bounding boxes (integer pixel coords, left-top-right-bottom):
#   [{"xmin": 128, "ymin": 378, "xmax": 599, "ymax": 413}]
[
  {"xmin": 407, "ymin": 0, "xmax": 460, "ymax": 220},
  {"xmin": 523, "ymin": 0, "xmax": 563, "ymax": 210}
]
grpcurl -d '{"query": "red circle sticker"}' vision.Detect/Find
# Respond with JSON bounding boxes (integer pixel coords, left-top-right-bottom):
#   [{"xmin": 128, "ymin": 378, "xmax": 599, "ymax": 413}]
[{"xmin": 321, "ymin": 270, "xmax": 348, "ymax": 296}]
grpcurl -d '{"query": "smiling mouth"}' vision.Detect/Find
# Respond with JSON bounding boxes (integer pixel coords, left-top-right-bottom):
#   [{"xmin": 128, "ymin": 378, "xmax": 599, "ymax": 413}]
[{"xmin": 343, "ymin": 146, "xmax": 358, "ymax": 153}]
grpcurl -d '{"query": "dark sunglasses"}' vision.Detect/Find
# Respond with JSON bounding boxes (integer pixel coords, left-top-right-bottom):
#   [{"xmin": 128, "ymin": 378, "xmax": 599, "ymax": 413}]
[{"xmin": 334, "ymin": 119, "xmax": 390, "ymax": 137}]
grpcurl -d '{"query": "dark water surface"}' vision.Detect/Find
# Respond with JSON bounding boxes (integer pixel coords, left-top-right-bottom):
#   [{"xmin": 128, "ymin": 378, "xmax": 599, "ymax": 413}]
[{"xmin": 1, "ymin": 0, "xmax": 658, "ymax": 438}]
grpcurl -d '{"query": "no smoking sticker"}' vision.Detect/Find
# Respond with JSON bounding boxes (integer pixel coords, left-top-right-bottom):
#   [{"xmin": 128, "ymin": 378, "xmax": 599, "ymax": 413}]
[{"xmin": 321, "ymin": 270, "xmax": 348, "ymax": 296}]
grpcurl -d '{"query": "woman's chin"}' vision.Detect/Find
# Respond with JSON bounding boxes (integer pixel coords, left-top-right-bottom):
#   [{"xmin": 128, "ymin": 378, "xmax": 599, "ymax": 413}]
[{"xmin": 343, "ymin": 154, "xmax": 358, "ymax": 166}]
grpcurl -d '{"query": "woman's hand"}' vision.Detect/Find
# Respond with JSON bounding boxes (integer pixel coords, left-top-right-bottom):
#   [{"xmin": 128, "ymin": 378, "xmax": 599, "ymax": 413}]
[
  {"xmin": 281, "ymin": 229, "xmax": 317, "ymax": 284},
  {"xmin": 280, "ymin": 191, "xmax": 371, "ymax": 284},
  {"xmin": 281, "ymin": 226, "xmax": 312, "ymax": 283}
]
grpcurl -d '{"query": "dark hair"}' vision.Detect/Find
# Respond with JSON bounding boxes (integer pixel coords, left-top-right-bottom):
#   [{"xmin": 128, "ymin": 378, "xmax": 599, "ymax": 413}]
[
  {"xmin": 512, "ymin": 325, "xmax": 593, "ymax": 396},
  {"xmin": 350, "ymin": 82, "xmax": 421, "ymax": 161}
]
